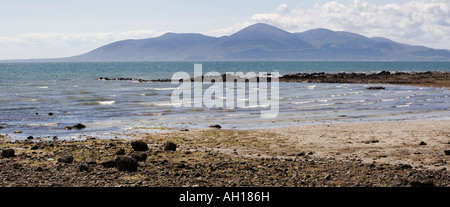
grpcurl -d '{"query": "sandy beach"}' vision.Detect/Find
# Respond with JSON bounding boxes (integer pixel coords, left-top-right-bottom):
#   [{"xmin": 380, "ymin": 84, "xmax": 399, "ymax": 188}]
[{"xmin": 1, "ymin": 120, "xmax": 449, "ymax": 187}]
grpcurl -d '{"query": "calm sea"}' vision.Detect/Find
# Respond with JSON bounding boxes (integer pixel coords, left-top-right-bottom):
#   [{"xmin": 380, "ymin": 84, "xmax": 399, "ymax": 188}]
[{"xmin": 1, "ymin": 61, "xmax": 449, "ymax": 140}]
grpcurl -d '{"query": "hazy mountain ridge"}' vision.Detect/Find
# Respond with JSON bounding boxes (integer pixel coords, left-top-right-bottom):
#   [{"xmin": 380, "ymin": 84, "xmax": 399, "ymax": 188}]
[{"xmin": 9, "ymin": 23, "xmax": 450, "ymax": 61}]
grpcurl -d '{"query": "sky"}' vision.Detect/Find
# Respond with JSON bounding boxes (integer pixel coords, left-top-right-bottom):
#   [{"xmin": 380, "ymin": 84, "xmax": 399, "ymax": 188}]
[{"xmin": 0, "ymin": 0, "xmax": 449, "ymax": 60}]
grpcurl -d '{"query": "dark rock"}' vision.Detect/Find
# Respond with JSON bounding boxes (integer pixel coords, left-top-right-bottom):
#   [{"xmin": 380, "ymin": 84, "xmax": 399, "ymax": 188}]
[
  {"xmin": 297, "ymin": 152, "xmax": 305, "ymax": 156},
  {"xmin": 131, "ymin": 152, "xmax": 148, "ymax": 162},
  {"xmin": 209, "ymin": 124, "xmax": 222, "ymax": 129},
  {"xmin": 79, "ymin": 164, "xmax": 89, "ymax": 172},
  {"xmin": 30, "ymin": 145, "xmax": 39, "ymax": 150},
  {"xmin": 58, "ymin": 155, "xmax": 74, "ymax": 164},
  {"xmin": 0, "ymin": 126, "xmax": 3, "ymax": 129},
  {"xmin": 409, "ymin": 180, "xmax": 435, "ymax": 187},
  {"xmin": 87, "ymin": 159, "xmax": 97, "ymax": 165},
  {"xmin": 116, "ymin": 148, "xmax": 125, "ymax": 155},
  {"xmin": 115, "ymin": 157, "xmax": 138, "ymax": 172},
  {"xmin": 48, "ymin": 113, "xmax": 54, "ymax": 116},
  {"xmin": 180, "ymin": 129, "xmax": 189, "ymax": 131},
  {"xmin": 164, "ymin": 141, "xmax": 177, "ymax": 151},
  {"xmin": 400, "ymin": 164, "xmax": 413, "ymax": 169},
  {"xmin": 1, "ymin": 149, "xmax": 15, "ymax": 158},
  {"xmin": 444, "ymin": 150, "xmax": 450, "ymax": 156},
  {"xmin": 131, "ymin": 140, "xmax": 149, "ymax": 151},
  {"xmin": 100, "ymin": 159, "xmax": 116, "ymax": 168},
  {"xmin": 419, "ymin": 141, "xmax": 427, "ymax": 146},
  {"xmin": 27, "ymin": 136, "xmax": 34, "ymax": 140},
  {"xmin": 366, "ymin": 87, "xmax": 385, "ymax": 90},
  {"xmin": 73, "ymin": 123, "xmax": 86, "ymax": 130},
  {"xmin": 35, "ymin": 167, "xmax": 43, "ymax": 172}
]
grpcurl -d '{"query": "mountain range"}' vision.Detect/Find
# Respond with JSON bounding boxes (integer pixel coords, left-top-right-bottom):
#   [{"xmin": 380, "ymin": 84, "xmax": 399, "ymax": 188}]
[{"xmin": 17, "ymin": 23, "xmax": 450, "ymax": 61}]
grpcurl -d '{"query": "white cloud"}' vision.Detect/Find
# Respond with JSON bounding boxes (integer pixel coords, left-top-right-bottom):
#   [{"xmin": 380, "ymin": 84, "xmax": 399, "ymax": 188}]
[
  {"xmin": 0, "ymin": 30, "xmax": 159, "ymax": 60},
  {"xmin": 250, "ymin": 0, "xmax": 450, "ymax": 50}
]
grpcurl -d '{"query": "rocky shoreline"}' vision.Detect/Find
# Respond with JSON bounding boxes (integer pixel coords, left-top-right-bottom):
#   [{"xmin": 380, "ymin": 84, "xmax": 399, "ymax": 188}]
[
  {"xmin": 1, "ymin": 121, "xmax": 449, "ymax": 187},
  {"xmin": 96, "ymin": 71, "xmax": 450, "ymax": 87}
]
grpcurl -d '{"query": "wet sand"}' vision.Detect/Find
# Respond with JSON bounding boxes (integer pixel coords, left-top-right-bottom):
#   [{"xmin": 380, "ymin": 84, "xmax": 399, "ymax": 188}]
[{"xmin": 1, "ymin": 120, "xmax": 449, "ymax": 187}]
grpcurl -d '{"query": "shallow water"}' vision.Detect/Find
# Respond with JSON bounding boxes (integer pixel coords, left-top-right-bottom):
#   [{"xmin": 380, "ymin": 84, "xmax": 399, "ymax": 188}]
[{"xmin": 1, "ymin": 62, "xmax": 449, "ymax": 140}]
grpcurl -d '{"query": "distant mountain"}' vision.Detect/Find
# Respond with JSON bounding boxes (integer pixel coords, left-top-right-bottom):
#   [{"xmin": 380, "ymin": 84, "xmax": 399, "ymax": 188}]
[{"xmin": 22, "ymin": 23, "xmax": 450, "ymax": 61}]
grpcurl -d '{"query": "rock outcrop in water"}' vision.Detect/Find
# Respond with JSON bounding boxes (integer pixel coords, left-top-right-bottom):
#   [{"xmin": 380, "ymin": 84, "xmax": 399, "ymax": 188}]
[{"xmin": 96, "ymin": 71, "xmax": 450, "ymax": 87}]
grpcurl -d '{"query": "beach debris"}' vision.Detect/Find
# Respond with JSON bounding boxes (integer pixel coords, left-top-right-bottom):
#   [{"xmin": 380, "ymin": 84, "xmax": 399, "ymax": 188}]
[
  {"xmin": 1, "ymin": 149, "xmax": 15, "ymax": 158},
  {"xmin": 48, "ymin": 113, "xmax": 54, "ymax": 116},
  {"xmin": 164, "ymin": 141, "xmax": 177, "ymax": 151},
  {"xmin": 0, "ymin": 126, "xmax": 3, "ymax": 129},
  {"xmin": 366, "ymin": 87, "xmax": 385, "ymax": 90},
  {"xmin": 58, "ymin": 155, "xmax": 74, "ymax": 164},
  {"xmin": 131, "ymin": 140, "xmax": 149, "ymax": 151},
  {"xmin": 419, "ymin": 141, "xmax": 427, "ymax": 146},
  {"xmin": 115, "ymin": 157, "xmax": 138, "ymax": 172},
  {"xmin": 131, "ymin": 152, "xmax": 148, "ymax": 162},
  {"xmin": 27, "ymin": 136, "xmax": 34, "ymax": 140},
  {"xmin": 100, "ymin": 159, "xmax": 117, "ymax": 168},
  {"xmin": 444, "ymin": 150, "xmax": 450, "ymax": 156},
  {"xmin": 116, "ymin": 148, "xmax": 125, "ymax": 155},
  {"xmin": 14, "ymin": 130, "xmax": 22, "ymax": 133},
  {"xmin": 209, "ymin": 124, "xmax": 222, "ymax": 129}
]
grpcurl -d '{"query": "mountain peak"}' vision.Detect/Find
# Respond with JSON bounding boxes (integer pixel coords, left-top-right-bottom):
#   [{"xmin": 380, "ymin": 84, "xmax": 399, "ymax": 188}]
[
  {"xmin": 64, "ymin": 23, "xmax": 450, "ymax": 61},
  {"xmin": 234, "ymin": 23, "xmax": 289, "ymax": 35}
]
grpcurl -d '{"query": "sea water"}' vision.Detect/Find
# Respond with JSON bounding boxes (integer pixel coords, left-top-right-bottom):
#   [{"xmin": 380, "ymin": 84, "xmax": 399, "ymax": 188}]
[{"xmin": 1, "ymin": 61, "xmax": 449, "ymax": 140}]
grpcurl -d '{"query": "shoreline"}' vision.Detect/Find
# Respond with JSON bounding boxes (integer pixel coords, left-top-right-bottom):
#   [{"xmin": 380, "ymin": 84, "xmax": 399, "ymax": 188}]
[{"xmin": 1, "ymin": 120, "xmax": 449, "ymax": 187}]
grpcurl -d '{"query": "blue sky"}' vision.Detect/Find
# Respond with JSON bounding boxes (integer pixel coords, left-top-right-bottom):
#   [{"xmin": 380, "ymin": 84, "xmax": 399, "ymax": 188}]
[{"xmin": 0, "ymin": 0, "xmax": 448, "ymax": 59}]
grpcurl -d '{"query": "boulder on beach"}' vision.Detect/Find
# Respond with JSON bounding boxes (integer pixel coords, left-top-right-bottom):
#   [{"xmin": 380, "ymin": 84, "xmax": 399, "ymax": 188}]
[
  {"xmin": 65, "ymin": 123, "xmax": 86, "ymax": 130},
  {"xmin": 444, "ymin": 150, "xmax": 450, "ymax": 156},
  {"xmin": 131, "ymin": 140, "xmax": 149, "ymax": 151},
  {"xmin": 131, "ymin": 152, "xmax": 148, "ymax": 162},
  {"xmin": 1, "ymin": 149, "xmax": 15, "ymax": 158},
  {"xmin": 58, "ymin": 155, "xmax": 74, "ymax": 164},
  {"xmin": 73, "ymin": 123, "xmax": 86, "ymax": 130},
  {"xmin": 164, "ymin": 141, "xmax": 177, "ymax": 151},
  {"xmin": 115, "ymin": 157, "xmax": 138, "ymax": 172},
  {"xmin": 209, "ymin": 124, "xmax": 222, "ymax": 129}
]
